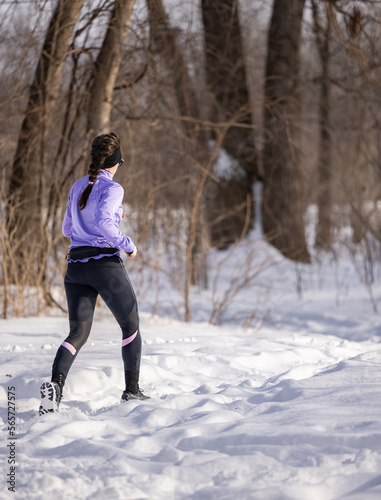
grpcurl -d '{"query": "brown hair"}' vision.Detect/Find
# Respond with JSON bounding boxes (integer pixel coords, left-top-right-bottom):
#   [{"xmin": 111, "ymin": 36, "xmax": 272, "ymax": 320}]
[{"xmin": 78, "ymin": 132, "xmax": 121, "ymax": 210}]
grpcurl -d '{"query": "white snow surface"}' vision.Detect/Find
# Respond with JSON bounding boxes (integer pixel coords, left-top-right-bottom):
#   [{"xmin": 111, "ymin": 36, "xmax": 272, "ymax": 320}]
[{"xmin": 1, "ymin": 227, "xmax": 381, "ymax": 499}]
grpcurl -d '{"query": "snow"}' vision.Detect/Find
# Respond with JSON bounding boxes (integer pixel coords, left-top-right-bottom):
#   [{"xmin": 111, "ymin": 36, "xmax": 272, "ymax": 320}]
[{"xmin": 1, "ymin": 213, "xmax": 381, "ymax": 499}]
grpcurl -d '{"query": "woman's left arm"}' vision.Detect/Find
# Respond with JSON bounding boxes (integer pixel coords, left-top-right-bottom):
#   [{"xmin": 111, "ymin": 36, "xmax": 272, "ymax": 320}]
[{"xmin": 62, "ymin": 190, "xmax": 73, "ymax": 237}]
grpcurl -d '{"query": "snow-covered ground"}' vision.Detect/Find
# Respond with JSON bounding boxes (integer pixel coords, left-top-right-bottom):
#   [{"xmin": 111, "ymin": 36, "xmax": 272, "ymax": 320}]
[{"xmin": 1, "ymin": 215, "xmax": 381, "ymax": 500}]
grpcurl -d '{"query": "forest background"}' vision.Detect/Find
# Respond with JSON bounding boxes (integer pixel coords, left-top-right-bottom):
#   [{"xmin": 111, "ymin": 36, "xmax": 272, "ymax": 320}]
[{"xmin": 1, "ymin": 0, "xmax": 381, "ymax": 322}]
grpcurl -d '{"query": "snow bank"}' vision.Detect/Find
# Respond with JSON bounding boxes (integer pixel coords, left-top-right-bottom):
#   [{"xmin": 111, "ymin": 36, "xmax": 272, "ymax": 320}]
[{"xmin": 1, "ymin": 306, "xmax": 381, "ymax": 499}]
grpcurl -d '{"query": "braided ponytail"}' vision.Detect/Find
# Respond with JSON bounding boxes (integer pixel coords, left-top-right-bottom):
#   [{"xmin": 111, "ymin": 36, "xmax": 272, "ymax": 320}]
[{"xmin": 78, "ymin": 132, "xmax": 121, "ymax": 210}]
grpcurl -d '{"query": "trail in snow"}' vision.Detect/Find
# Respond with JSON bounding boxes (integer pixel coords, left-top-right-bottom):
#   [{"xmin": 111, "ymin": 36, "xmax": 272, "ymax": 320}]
[{"xmin": 1, "ymin": 304, "xmax": 381, "ymax": 500}]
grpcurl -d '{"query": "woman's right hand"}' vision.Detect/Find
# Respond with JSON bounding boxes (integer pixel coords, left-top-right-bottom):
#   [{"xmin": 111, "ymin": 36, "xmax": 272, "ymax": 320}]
[{"xmin": 126, "ymin": 247, "xmax": 137, "ymax": 258}]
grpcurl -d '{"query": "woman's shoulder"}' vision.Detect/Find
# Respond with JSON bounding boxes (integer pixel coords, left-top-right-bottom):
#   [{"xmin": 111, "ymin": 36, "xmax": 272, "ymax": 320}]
[
  {"xmin": 99, "ymin": 171, "xmax": 122, "ymax": 186},
  {"xmin": 98, "ymin": 177, "xmax": 124, "ymax": 199},
  {"xmin": 101, "ymin": 176, "xmax": 123, "ymax": 188},
  {"xmin": 69, "ymin": 175, "xmax": 89, "ymax": 193}
]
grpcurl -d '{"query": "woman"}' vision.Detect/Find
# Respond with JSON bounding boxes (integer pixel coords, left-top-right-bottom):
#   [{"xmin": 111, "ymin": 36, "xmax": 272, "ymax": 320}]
[{"xmin": 39, "ymin": 132, "xmax": 148, "ymax": 415}]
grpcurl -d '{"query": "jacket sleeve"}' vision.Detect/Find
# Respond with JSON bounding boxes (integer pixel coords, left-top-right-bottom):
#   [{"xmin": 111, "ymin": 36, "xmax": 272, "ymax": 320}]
[
  {"xmin": 62, "ymin": 190, "xmax": 73, "ymax": 238},
  {"xmin": 95, "ymin": 184, "xmax": 135, "ymax": 252}
]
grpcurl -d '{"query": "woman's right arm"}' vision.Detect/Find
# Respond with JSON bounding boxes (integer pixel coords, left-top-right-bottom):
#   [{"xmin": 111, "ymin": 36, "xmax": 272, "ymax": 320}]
[{"xmin": 96, "ymin": 184, "xmax": 136, "ymax": 253}]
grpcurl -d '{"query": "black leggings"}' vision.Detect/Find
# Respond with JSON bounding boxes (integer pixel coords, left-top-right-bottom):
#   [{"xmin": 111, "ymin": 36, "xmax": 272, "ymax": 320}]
[{"xmin": 52, "ymin": 256, "xmax": 141, "ymax": 379}]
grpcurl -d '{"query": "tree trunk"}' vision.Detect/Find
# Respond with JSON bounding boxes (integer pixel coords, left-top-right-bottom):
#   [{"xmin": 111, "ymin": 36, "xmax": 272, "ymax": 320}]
[
  {"xmin": 147, "ymin": 0, "xmax": 198, "ymax": 126},
  {"xmin": 147, "ymin": 0, "xmax": 210, "ymax": 319},
  {"xmin": 7, "ymin": 0, "xmax": 85, "ymax": 283},
  {"xmin": 312, "ymin": 0, "xmax": 332, "ymax": 250},
  {"xmin": 201, "ymin": 0, "xmax": 256, "ymax": 180},
  {"xmin": 262, "ymin": 0, "xmax": 310, "ymax": 263},
  {"xmin": 201, "ymin": 0, "xmax": 256, "ymax": 248},
  {"xmin": 87, "ymin": 0, "xmax": 135, "ymax": 136}
]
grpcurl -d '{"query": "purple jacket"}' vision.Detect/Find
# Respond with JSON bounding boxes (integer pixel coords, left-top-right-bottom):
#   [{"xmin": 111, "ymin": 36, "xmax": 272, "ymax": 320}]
[{"xmin": 62, "ymin": 170, "xmax": 135, "ymax": 261}]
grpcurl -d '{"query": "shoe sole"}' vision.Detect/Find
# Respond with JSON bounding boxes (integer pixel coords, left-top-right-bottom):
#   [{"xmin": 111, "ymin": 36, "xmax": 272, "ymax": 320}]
[{"xmin": 39, "ymin": 382, "xmax": 59, "ymax": 415}]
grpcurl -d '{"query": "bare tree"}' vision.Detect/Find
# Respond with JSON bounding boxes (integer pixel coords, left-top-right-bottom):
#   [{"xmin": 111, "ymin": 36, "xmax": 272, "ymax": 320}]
[
  {"xmin": 147, "ymin": 0, "xmax": 210, "ymax": 317},
  {"xmin": 262, "ymin": 0, "xmax": 310, "ymax": 263},
  {"xmin": 147, "ymin": 0, "xmax": 199, "ymax": 128},
  {"xmin": 328, "ymin": 2, "xmax": 380, "ymax": 244},
  {"xmin": 312, "ymin": 0, "xmax": 333, "ymax": 250},
  {"xmin": 87, "ymin": 0, "xmax": 136, "ymax": 137},
  {"xmin": 201, "ymin": 0, "xmax": 257, "ymax": 250},
  {"xmin": 7, "ymin": 0, "xmax": 85, "ymax": 282}
]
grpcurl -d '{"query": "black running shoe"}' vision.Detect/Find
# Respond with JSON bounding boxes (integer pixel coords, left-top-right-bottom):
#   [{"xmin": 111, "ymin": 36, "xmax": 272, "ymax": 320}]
[
  {"xmin": 39, "ymin": 381, "xmax": 61, "ymax": 415},
  {"xmin": 121, "ymin": 389, "xmax": 150, "ymax": 401}
]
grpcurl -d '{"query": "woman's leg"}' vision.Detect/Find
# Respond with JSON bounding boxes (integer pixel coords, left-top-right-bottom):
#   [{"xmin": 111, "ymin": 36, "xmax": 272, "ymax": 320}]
[
  {"xmin": 40, "ymin": 265, "xmax": 98, "ymax": 414},
  {"xmin": 52, "ymin": 267, "xmax": 98, "ymax": 387},
  {"xmin": 85, "ymin": 258, "xmax": 146, "ymax": 398}
]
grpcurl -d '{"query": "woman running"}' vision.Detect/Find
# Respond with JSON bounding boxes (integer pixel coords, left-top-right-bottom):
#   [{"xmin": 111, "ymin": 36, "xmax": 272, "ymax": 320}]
[{"xmin": 39, "ymin": 132, "xmax": 148, "ymax": 415}]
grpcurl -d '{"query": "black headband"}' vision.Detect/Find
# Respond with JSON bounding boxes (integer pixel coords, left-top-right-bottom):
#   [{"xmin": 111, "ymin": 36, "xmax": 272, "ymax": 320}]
[{"xmin": 102, "ymin": 147, "xmax": 122, "ymax": 169}]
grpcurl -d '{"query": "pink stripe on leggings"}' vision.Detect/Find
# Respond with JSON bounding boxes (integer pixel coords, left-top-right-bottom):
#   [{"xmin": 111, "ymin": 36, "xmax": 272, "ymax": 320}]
[
  {"xmin": 122, "ymin": 330, "xmax": 138, "ymax": 347},
  {"xmin": 62, "ymin": 341, "xmax": 77, "ymax": 356}
]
